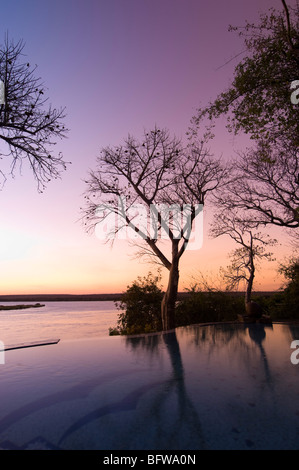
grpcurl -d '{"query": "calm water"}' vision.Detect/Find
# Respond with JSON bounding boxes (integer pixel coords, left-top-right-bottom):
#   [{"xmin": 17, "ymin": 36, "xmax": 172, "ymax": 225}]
[
  {"xmin": 0, "ymin": 321, "xmax": 299, "ymax": 450},
  {"xmin": 0, "ymin": 301, "xmax": 119, "ymax": 346}
]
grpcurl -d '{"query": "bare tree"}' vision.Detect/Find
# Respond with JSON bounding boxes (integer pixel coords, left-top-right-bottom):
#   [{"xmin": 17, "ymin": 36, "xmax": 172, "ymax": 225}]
[
  {"xmin": 217, "ymin": 139, "xmax": 299, "ymax": 230},
  {"xmin": 0, "ymin": 35, "xmax": 68, "ymax": 190},
  {"xmin": 211, "ymin": 212, "xmax": 277, "ymax": 318},
  {"xmin": 83, "ymin": 126, "xmax": 227, "ymax": 331}
]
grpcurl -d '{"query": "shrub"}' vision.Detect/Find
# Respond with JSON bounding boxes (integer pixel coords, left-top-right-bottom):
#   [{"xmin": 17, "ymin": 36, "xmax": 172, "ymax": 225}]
[
  {"xmin": 175, "ymin": 284, "xmax": 243, "ymax": 326},
  {"xmin": 110, "ymin": 271, "xmax": 163, "ymax": 335},
  {"xmin": 270, "ymin": 258, "xmax": 299, "ymax": 320}
]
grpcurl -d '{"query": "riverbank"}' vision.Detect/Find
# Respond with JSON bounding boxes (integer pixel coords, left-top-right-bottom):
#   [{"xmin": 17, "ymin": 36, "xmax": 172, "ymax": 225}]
[
  {"xmin": 0, "ymin": 291, "xmax": 275, "ymax": 303},
  {"xmin": 0, "ymin": 294, "xmax": 123, "ymax": 302},
  {"xmin": 0, "ymin": 303, "xmax": 45, "ymax": 311}
]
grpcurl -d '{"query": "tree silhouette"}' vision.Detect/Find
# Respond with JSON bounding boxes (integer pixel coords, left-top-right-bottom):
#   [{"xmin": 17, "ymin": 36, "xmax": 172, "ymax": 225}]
[
  {"xmin": 216, "ymin": 139, "xmax": 299, "ymax": 229},
  {"xmin": 192, "ymin": 1, "xmax": 299, "ymax": 147},
  {"xmin": 191, "ymin": 2, "xmax": 299, "ymax": 231},
  {"xmin": 0, "ymin": 36, "xmax": 68, "ymax": 190},
  {"xmin": 211, "ymin": 212, "xmax": 277, "ymax": 317},
  {"xmin": 83, "ymin": 126, "xmax": 227, "ymax": 331}
]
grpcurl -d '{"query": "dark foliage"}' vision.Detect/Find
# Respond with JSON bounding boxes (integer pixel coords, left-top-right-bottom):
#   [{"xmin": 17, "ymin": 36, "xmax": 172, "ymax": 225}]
[
  {"xmin": 175, "ymin": 289, "xmax": 244, "ymax": 326},
  {"xmin": 268, "ymin": 258, "xmax": 299, "ymax": 319},
  {"xmin": 109, "ymin": 272, "xmax": 163, "ymax": 335}
]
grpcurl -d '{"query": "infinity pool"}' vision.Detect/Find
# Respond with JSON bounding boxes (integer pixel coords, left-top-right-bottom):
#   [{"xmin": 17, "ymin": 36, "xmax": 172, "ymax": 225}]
[{"xmin": 0, "ymin": 322, "xmax": 299, "ymax": 450}]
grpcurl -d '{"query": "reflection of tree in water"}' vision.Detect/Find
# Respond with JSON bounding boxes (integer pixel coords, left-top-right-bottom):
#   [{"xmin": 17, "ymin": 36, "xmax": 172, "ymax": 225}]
[
  {"xmin": 179, "ymin": 323, "xmax": 255, "ymax": 377},
  {"xmin": 124, "ymin": 323, "xmax": 297, "ymax": 449},
  {"xmin": 288, "ymin": 325, "xmax": 299, "ymax": 340},
  {"xmin": 177, "ymin": 321, "xmax": 285, "ymax": 423},
  {"xmin": 180, "ymin": 322, "xmax": 274, "ymax": 383},
  {"xmin": 125, "ymin": 331, "xmax": 207, "ymax": 449},
  {"xmin": 280, "ymin": 323, "xmax": 299, "ymax": 343},
  {"xmin": 186, "ymin": 323, "xmax": 286, "ymax": 418},
  {"xmin": 127, "ymin": 333, "xmax": 162, "ymax": 358},
  {"xmin": 246, "ymin": 323, "xmax": 274, "ymax": 387},
  {"xmin": 181, "ymin": 323, "xmax": 247, "ymax": 348}
]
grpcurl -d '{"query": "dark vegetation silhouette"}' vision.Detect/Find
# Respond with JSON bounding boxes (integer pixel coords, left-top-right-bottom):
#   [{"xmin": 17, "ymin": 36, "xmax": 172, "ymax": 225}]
[
  {"xmin": 210, "ymin": 213, "xmax": 277, "ymax": 322},
  {"xmin": 265, "ymin": 257, "xmax": 299, "ymax": 320},
  {"xmin": 107, "ymin": 2, "xmax": 298, "ymax": 334},
  {"xmin": 191, "ymin": 1, "xmax": 298, "ymax": 229},
  {"xmin": 109, "ymin": 271, "xmax": 163, "ymax": 335},
  {"xmin": 192, "ymin": 1, "xmax": 298, "ymax": 146},
  {"xmin": 0, "ymin": 6, "xmax": 296, "ymax": 335},
  {"xmin": 83, "ymin": 126, "xmax": 227, "ymax": 331},
  {"xmin": 111, "ymin": 257, "xmax": 298, "ymax": 335},
  {"xmin": 0, "ymin": 35, "xmax": 68, "ymax": 190},
  {"xmin": 84, "ymin": 1, "xmax": 298, "ymax": 334}
]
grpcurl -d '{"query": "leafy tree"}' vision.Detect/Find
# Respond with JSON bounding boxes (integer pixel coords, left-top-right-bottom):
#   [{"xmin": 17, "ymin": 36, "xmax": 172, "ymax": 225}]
[
  {"xmin": 267, "ymin": 256, "xmax": 299, "ymax": 319},
  {"xmin": 192, "ymin": 1, "xmax": 299, "ymax": 146},
  {"xmin": 83, "ymin": 126, "xmax": 227, "ymax": 331},
  {"xmin": 279, "ymin": 256, "xmax": 299, "ymax": 286},
  {"xmin": 192, "ymin": 2, "xmax": 299, "ymax": 230},
  {"xmin": 279, "ymin": 256, "xmax": 299, "ymax": 305},
  {"xmin": 110, "ymin": 271, "xmax": 163, "ymax": 335},
  {"xmin": 0, "ymin": 35, "xmax": 68, "ymax": 190}
]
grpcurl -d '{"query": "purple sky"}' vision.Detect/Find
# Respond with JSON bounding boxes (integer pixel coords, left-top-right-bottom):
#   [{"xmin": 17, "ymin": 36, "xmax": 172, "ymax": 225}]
[{"xmin": 0, "ymin": 0, "xmax": 295, "ymax": 294}]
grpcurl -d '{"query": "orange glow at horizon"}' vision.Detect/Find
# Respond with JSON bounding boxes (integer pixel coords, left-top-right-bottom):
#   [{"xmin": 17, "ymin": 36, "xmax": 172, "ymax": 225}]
[
  {"xmin": 0, "ymin": 0, "xmax": 296, "ymax": 297},
  {"xmin": 0, "ymin": 226, "xmax": 288, "ymax": 295}
]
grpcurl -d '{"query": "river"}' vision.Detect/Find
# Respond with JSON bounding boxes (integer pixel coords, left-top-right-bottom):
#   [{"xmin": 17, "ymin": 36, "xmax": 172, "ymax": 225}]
[{"xmin": 0, "ymin": 301, "xmax": 120, "ymax": 346}]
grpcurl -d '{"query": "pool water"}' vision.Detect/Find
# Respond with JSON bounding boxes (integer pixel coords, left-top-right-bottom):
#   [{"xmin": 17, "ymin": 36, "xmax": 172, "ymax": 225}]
[{"xmin": 0, "ymin": 322, "xmax": 299, "ymax": 450}]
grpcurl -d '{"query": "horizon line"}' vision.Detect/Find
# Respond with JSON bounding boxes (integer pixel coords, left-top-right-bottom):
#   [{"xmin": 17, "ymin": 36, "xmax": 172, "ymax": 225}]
[{"xmin": 0, "ymin": 290, "xmax": 280, "ymax": 300}]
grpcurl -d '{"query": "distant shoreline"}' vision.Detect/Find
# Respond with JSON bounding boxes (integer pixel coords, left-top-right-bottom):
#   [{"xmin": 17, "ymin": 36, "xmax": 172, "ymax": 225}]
[
  {"xmin": 0, "ymin": 293, "xmax": 123, "ymax": 302},
  {"xmin": 0, "ymin": 291, "xmax": 277, "ymax": 302}
]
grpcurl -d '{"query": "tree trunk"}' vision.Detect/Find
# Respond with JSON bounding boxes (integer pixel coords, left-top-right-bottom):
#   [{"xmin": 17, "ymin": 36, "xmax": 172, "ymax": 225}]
[
  {"xmin": 245, "ymin": 249, "xmax": 255, "ymax": 314},
  {"xmin": 245, "ymin": 269, "xmax": 254, "ymax": 306},
  {"xmin": 245, "ymin": 266, "xmax": 262, "ymax": 318},
  {"xmin": 161, "ymin": 253, "xmax": 179, "ymax": 331}
]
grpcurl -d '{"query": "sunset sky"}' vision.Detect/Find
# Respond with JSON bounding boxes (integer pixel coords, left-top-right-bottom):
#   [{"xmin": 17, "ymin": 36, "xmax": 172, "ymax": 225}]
[{"xmin": 0, "ymin": 0, "xmax": 296, "ymax": 295}]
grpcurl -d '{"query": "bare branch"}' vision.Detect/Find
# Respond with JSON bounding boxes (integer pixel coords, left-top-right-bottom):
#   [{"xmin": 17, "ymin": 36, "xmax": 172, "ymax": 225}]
[
  {"xmin": 82, "ymin": 125, "xmax": 226, "ymax": 330},
  {"xmin": 211, "ymin": 210, "xmax": 277, "ymax": 300},
  {"xmin": 219, "ymin": 140, "xmax": 299, "ymax": 229},
  {"xmin": 0, "ymin": 35, "xmax": 68, "ymax": 190}
]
